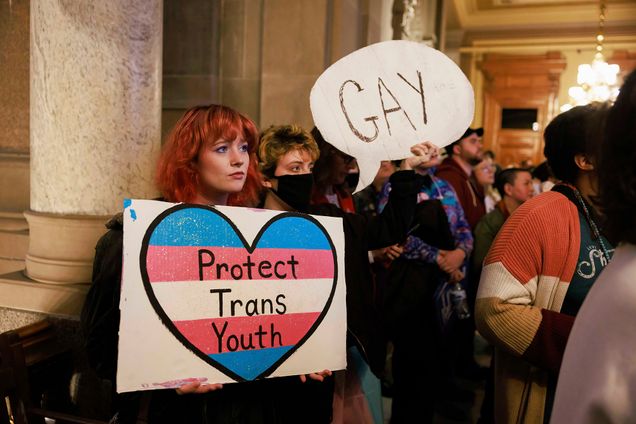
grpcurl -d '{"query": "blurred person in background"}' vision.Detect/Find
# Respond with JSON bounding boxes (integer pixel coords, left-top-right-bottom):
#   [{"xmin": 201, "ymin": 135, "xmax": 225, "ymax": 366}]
[
  {"xmin": 473, "ymin": 157, "xmax": 500, "ymax": 213},
  {"xmin": 436, "ymin": 127, "xmax": 485, "ymax": 230},
  {"xmin": 310, "ymin": 127, "xmax": 357, "ymax": 213},
  {"xmin": 353, "ymin": 160, "xmax": 398, "ymax": 219},
  {"xmin": 531, "ymin": 160, "xmax": 557, "ymax": 194},
  {"xmin": 473, "ymin": 168, "xmax": 534, "ymax": 272}
]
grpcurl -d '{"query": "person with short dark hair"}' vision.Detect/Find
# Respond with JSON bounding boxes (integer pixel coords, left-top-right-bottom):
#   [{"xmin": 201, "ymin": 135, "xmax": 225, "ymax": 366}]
[
  {"xmin": 531, "ymin": 160, "xmax": 556, "ymax": 193},
  {"xmin": 472, "ymin": 167, "xmax": 534, "ymax": 271},
  {"xmin": 475, "ymin": 102, "xmax": 614, "ymax": 423},
  {"xmin": 310, "ymin": 127, "xmax": 357, "ymax": 213},
  {"xmin": 551, "ymin": 70, "xmax": 636, "ymax": 423},
  {"xmin": 437, "ymin": 127, "xmax": 486, "ymax": 229}
]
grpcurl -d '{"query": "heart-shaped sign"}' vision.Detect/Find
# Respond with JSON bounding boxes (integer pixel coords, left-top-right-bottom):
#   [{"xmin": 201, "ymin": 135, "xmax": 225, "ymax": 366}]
[{"xmin": 139, "ymin": 205, "xmax": 337, "ymax": 382}]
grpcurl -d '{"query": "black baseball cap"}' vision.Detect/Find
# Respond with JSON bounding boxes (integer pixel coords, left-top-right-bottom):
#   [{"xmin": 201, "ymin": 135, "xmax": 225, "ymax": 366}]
[
  {"xmin": 445, "ymin": 127, "xmax": 484, "ymax": 155},
  {"xmin": 459, "ymin": 127, "xmax": 483, "ymax": 140}
]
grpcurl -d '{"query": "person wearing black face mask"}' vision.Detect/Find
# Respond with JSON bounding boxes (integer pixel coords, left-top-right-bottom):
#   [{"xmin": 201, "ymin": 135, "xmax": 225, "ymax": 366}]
[
  {"xmin": 258, "ymin": 124, "xmax": 438, "ymax": 423},
  {"xmin": 273, "ymin": 173, "xmax": 314, "ymax": 211},
  {"xmin": 259, "ymin": 125, "xmax": 319, "ymax": 212},
  {"xmin": 263, "ymin": 173, "xmax": 315, "ymax": 212}
]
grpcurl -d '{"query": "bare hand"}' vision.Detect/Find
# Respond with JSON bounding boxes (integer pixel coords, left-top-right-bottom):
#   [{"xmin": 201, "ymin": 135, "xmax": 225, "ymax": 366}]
[
  {"xmin": 401, "ymin": 142, "xmax": 440, "ymax": 172},
  {"xmin": 449, "ymin": 269, "xmax": 465, "ymax": 283},
  {"xmin": 437, "ymin": 249, "xmax": 466, "ymax": 274},
  {"xmin": 299, "ymin": 369, "xmax": 332, "ymax": 383},
  {"xmin": 176, "ymin": 380, "xmax": 223, "ymax": 395},
  {"xmin": 382, "ymin": 244, "xmax": 404, "ymax": 261}
]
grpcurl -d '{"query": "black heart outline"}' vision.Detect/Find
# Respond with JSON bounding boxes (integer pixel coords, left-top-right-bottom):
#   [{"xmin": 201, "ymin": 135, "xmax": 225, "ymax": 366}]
[{"xmin": 139, "ymin": 204, "xmax": 338, "ymax": 382}]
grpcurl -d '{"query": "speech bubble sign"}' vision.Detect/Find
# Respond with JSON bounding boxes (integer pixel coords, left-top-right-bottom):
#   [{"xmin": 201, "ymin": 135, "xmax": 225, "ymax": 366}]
[{"xmin": 310, "ymin": 40, "xmax": 474, "ymax": 192}]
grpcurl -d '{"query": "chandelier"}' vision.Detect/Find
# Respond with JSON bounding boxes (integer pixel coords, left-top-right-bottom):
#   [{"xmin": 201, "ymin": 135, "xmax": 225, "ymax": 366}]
[{"xmin": 561, "ymin": 0, "xmax": 620, "ymax": 112}]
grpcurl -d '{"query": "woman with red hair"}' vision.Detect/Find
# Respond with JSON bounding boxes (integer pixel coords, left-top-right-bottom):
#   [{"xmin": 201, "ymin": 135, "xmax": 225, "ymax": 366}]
[
  {"xmin": 155, "ymin": 104, "xmax": 262, "ymax": 207},
  {"xmin": 81, "ymin": 104, "xmax": 276, "ymax": 423}
]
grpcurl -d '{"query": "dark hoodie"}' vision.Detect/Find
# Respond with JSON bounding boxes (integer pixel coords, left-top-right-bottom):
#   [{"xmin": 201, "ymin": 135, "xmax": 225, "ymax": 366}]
[{"xmin": 435, "ymin": 157, "xmax": 485, "ymax": 230}]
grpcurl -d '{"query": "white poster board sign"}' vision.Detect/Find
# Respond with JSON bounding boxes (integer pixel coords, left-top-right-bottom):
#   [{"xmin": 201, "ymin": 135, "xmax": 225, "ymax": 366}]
[
  {"xmin": 310, "ymin": 40, "xmax": 474, "ymax": 192},
  {"xmin": 117, "ymin": 199, "xmax": 347, "ymax": 393}
]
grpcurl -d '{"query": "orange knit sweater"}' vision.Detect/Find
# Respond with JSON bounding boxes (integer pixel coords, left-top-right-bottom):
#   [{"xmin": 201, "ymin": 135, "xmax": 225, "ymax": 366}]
[{"xmin": 475, "ymin": 191, "xmax": 580, "ymax": 424}]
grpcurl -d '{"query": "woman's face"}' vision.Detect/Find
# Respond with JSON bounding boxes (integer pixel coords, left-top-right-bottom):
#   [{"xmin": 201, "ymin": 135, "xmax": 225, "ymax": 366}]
[
  {"xmin": 474, "ymin": 158, "xmax": 495, "ymax": 186},
  {"xmin": 508, "ymin": 171, "xmax": 535, "ymax": 203},
  {"xmin": 273, "ymin": 148, "xmax": 315, "ymax": 178},
  {"xmin": 194, "ymin": 135, "xmax": 249, "ymax": 203}
]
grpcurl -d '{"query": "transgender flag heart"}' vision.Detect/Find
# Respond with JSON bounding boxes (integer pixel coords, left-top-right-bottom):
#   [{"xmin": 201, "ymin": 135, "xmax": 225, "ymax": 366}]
[{"xmin": 140, "ymin": 205, "xmax": 337, "ymax": 382}]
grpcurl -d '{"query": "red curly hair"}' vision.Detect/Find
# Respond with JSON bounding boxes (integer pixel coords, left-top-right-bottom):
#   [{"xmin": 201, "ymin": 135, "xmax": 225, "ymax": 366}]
[{"xmin": 156, "ymin": 105, "xmax": 262, "ymax": 207}]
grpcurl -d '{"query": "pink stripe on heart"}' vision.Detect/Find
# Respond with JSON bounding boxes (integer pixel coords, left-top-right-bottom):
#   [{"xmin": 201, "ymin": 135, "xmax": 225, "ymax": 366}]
[
  {"xmin": 146, "ymin": 246, "xmax": 335, "ymax": 282},
  {"xmin": 173, "ymin": 312, "xmax": 321, "ymax": 354}
]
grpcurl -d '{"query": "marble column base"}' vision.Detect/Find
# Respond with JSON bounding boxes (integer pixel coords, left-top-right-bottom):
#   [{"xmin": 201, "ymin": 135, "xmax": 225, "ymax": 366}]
[{"xmin": 24, "ymin": 211, "xmax": 110, "ymax": 284}]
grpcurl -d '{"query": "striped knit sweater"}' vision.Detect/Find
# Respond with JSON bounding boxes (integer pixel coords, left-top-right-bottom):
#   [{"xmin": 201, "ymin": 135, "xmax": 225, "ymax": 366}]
[{"xmin": 475, "ymin": 191, "xmax": 580, "ymax": 424}]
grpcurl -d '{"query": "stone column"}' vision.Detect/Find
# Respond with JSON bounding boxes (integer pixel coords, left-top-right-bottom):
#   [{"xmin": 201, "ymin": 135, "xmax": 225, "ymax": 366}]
[
  {"xmin": 218, "ymin": 0, "xmax": 263, "ymax": 124},
  {"xmin": 26, "ymin": 0, "xmax": 162, "ymax": 284},
  {"xmin": 257, "ymin": 0, "xmax": 394, "ymax": 128}
]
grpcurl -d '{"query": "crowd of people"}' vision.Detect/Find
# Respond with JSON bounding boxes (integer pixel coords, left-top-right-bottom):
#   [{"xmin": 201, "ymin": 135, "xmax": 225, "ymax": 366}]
[{"xmin": 80, "ymin": 69, "xmax": 636, "ymax": 424}]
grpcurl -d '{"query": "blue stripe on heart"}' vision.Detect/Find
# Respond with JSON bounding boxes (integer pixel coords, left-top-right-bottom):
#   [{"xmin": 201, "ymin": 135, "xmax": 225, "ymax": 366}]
[
  {"xmin": 256, "ymin": 217, "xmax": 332, "ymax": 250},
  {"xmin": 148, "ymin": 208, "xmax": 243, "ymax": 247},
  {"xmin": 149, "ymin": 209, "xmax": 332, "ymax": 250},
  {"xmin": 209, "ymin": 346, "xmax": 294, "ymax": 381}
]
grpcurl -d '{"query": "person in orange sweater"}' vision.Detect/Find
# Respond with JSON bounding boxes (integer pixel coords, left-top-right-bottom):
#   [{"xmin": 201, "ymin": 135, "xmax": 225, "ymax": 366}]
[
  {"xmin": 551, "ymin": 69, "xmax": 636, "ymax": 424},
  {"xmin": 475, "ymin": 103, "xmax": 614, "ymax": 424}
]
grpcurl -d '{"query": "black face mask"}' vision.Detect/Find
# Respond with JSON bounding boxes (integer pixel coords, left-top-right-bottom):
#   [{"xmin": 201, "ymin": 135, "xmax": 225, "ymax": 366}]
[
  {"xmin": 345, "ymin": 172, "xmax": 360, "ymax": 190},
  {"xmin": 272, "ymin": 173, "xmax": 314, "ymax": 212}
]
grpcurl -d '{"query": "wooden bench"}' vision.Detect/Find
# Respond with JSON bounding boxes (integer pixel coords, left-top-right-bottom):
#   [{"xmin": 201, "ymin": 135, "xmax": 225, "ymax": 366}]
[{"xmin": 0, "ymin": 320, "xmax": 106, "ymax": 424}]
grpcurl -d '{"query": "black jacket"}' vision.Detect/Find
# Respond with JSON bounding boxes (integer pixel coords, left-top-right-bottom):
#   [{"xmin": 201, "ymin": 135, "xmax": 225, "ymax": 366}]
[
  {"xmin": 308, "ymin": 170, "xmax": 423, "ymax": 375},
  {"xmin": 81, "ymin": 216, "xmax": 334, "ymax": 424}
]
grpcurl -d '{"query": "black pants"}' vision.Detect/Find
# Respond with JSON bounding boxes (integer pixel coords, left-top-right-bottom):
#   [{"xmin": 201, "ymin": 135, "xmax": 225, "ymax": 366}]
[
  {"xmin": 385, "ymin": 259, "xmax": 447, "ymax": 424},
  {"xmin": 391, "ymin": 305, "xmax": 451, "ymax": 424}
]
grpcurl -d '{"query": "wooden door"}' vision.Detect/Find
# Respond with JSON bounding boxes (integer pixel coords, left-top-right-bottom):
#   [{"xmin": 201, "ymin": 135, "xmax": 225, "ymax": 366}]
[{"xmin": 480, "ymin": 52, "xmax": 566, "ymax": 168}]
